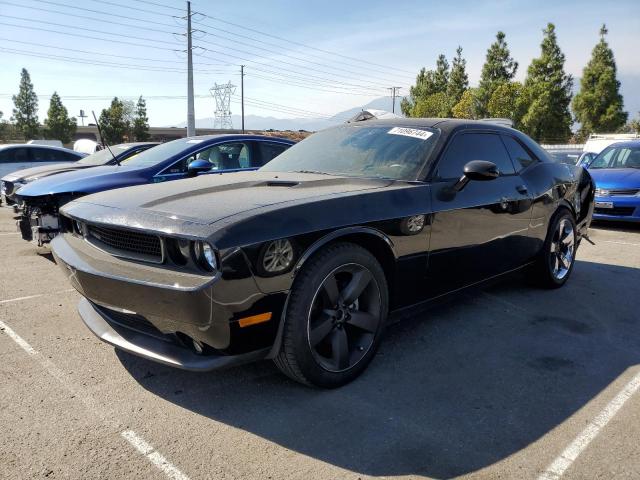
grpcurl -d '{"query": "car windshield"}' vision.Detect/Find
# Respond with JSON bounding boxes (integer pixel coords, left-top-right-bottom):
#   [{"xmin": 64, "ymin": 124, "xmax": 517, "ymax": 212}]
[
  {"xmin": 549, "ymin": 150, "xmax": 581, "ymax": 165},
  {"xmin": 589, "ymin": 145, "xmax": 640, "ymax": 169},
  {"xmin": 77, "ymin": 144, "xmax": 134, "ymax": 166},
  {"xmin": 260, "ymin": 125, "xmax": 439, "ymax": 180},
  {"xmin": 123, "ymin": 138, "xmax": 199, "ymax": 167}
]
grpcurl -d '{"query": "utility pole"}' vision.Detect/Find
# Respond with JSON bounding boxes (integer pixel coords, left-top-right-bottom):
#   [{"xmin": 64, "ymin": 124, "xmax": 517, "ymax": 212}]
[
  {"xmin": 186, "ymin": 1, "xmax": 195, "ymax": 137},
  {"xmin": 388, "ymin": 86, "xmax": 401, "ymax": 113},
  {"xmin": 240, "ymin": 65, "xmax": 245, "ymax": 133}
]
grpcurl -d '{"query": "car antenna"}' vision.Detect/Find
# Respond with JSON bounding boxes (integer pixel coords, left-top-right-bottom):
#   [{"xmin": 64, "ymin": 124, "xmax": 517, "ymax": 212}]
[{"xmin": 91, "ymin": 110, "xmax": 120, "ymax": 166}]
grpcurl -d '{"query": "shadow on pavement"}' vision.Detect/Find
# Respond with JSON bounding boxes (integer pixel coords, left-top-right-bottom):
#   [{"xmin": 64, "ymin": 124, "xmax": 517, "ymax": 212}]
[{"xmin": 117, "ymin": 260, "xmax": 640, "ymax": 478}]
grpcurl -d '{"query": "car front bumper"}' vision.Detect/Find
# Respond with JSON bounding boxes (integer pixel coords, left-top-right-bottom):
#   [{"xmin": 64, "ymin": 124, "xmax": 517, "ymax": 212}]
[
  {"xmin": 593, "ymin": 195, "xmax": 640, "ymax": 222},
  {"xmin": 51, "ymin": 233, "xmax": 284, "ymax": 370}
]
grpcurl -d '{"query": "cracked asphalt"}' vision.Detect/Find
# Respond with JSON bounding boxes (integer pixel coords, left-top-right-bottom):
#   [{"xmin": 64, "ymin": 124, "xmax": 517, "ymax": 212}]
[{"xmin": 1, "ymin": 206, "xmax": 639, "ymax": 480}]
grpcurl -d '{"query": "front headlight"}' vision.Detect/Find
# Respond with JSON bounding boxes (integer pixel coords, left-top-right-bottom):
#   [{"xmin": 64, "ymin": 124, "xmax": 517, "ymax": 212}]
[{"xmin": 194, "ymin": 241, "xmax": 217, "ymax": 271}]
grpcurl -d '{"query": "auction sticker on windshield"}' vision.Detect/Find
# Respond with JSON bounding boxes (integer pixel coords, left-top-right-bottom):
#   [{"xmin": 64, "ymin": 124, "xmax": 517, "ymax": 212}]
[{"xmin": 388, "ymin": 127, "xmax": 433, "ymax": 140}]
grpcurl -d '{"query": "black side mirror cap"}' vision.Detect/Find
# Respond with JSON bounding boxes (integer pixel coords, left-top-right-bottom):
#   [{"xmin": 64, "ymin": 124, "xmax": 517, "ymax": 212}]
[{"xmin": 454, "ymin": 160, "xmax": 499, "ymax": 191}]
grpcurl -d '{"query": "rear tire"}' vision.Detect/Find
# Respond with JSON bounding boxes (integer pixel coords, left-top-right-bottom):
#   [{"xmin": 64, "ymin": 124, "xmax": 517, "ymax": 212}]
[
  {"xmin": 530, "ymin": 208, "xmax": 577, "ymax": 289},
  {"xmin": 274, "ymin": 242, "xmax": 388, "ymax": 388}
]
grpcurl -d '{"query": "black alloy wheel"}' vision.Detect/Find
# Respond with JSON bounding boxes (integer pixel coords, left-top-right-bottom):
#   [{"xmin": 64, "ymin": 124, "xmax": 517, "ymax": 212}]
[{"xmin": 274, "ymin": 242, "xmax": 388, "ymax": 388}]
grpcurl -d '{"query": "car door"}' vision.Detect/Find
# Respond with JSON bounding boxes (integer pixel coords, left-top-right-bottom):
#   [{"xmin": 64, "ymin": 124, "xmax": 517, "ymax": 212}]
[
  {"xmin": 154, "ymin": 141, "xmax": 255, "ymax": 182},
  {"xmin": 0, "ymin": 147, "xmax": 32, "ymax": 178},
  {"xmin": 426, "ymin": 131, "xmax": 534, "ymax": 296}
]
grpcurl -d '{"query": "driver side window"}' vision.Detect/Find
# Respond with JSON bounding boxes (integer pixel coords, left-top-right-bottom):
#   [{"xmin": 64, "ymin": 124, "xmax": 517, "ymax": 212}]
[{"xmin": 437, "ymin": 133, "xmax": 515, "ymax": 180}]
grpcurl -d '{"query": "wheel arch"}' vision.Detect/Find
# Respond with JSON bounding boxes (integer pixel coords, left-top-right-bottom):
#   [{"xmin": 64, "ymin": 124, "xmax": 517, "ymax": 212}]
[{"xmin": 266, "ymin": 227, "xmax": 397, "ymax": 359}]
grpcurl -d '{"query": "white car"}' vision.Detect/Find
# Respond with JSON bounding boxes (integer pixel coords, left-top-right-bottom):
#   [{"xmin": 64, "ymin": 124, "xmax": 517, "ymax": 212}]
[{"xmin": 0, "ymin": 144, "xmax": 85, "ymax": 179}]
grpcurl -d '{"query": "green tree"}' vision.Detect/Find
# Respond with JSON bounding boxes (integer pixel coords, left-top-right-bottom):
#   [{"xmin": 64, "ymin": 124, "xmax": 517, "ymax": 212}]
[
  {"xmin": 0, "ymin": 111, "xmax": 11, "ymax": 142},
  {"xmin": 519, "ymin": 24, "xmax": 573, "ymax": 142},
  {"xmin": 630, "ymin": 113, "xmax": 640, "ymax": 134},
  {"xmin": 487, "ymin": 82, "xmax": 526, "ymax": 127},
  {"xmin": 447, "ymin": 46, "xmax": 469, "ymax": 106},
  {"xmin": 403, "ymin": 51, "xmax": 458, "ymax": 118},
  {"xmin": 44, "ymin": 92, "xmax": 76, "ymax": 144},
  {"xmin": 452, "ymin": 88, "xmax": 480, "ymax": 119},
  {"xmin": 12, "ymin": 68, "xmax": 39, "ymax": 140},
  {"xmin": 413, "ymin": 92, "xmax": 451, "ymax": 118},
  {"xmin": 99, "ymin": 97, "xmax": 129, "ymax": 144},
  {"xmin": 132, "ymin": 96, "xmax": 150, "ymax": 141},
  {"xmin": 572, "ymin": 25, "xmax": 627, "ymax": 137},
  {"xmin": 477, "ymin": 32, "xmax": 518, "ymax": 117}
]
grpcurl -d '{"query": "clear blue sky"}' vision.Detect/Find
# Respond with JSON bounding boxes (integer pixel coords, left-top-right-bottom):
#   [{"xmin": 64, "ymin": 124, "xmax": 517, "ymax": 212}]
[{"xmin": 0, "ymin": 0, "xmax": 638, "ymax": 127}]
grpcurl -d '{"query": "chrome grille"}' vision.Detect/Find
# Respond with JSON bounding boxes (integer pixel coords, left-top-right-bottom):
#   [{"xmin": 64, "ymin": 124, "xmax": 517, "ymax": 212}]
[
  {"xmin": 608, "ymin": 188, "xmax": 640, "ymax": 196},
  {"xmin": 596, "ymin": 188, "xmax": 640, "ymax": 196},
  {"xmin": 594, "ymin": 206, "xmax": 636, "ymax": 216},
  {"xmin": 86, "ymin": 224, "xmax": 162, "ymax": 262}
]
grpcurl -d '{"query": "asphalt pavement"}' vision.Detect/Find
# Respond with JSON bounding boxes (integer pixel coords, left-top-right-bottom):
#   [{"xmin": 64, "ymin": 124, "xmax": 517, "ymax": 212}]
[{"xmin": 1, "ymin": 206, "xmax": 639, "ymax": 480}]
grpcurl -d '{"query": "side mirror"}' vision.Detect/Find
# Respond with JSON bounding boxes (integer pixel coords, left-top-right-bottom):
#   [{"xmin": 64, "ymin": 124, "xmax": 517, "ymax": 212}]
[
  {"xmin": 454, "ymin": 160, "xmax": 499, "ymax": 191},
  {"xmin": 187, "ymin": 159, "xmax": 212, "ymax": 176}
]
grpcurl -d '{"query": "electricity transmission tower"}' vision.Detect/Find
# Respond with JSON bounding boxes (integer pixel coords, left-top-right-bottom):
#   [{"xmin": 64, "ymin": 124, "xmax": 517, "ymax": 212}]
[{"xmin": 210, "ymin": 82, "xmax": 236, "ymax": 129}]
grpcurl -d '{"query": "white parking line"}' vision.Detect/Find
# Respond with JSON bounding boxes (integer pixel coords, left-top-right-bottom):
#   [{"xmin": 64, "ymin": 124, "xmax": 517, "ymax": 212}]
[
  {"xmin": 0, "ymin": 232, "xmax": 19, "ymax": 235},
  {"xmin": 0, "ymin": 318, "xmax": 191, "ymax": 480},
  {"xmin": 0, "ymin": 289, "xmax": 75, "ymax": 304},
  {"xmin": 121, "ymin": 431, "xmax": 191, "ymax": 480},
  {"xmin": 537, "ymin": 370, "xmax": 640, "ymax": 480}
]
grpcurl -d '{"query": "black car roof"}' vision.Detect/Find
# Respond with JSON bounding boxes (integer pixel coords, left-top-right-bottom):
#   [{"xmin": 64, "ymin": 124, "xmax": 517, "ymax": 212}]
[{"xmin": 349, "ymin": 117, "xmax": 520, "ymax": 134}]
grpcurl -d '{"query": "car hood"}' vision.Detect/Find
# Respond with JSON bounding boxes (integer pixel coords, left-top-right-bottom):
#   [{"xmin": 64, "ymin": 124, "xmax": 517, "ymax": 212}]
[
  {"xmin": 64, "ymin": 171, "xmax": 397, "ymax": 226},
  {"xmin": 1, "ymin": 163, "xmax": 91, "ymax": 183},
  {"xmin": 16, "ymin": 164, "xmax": 149, "ymax": 198},
  {"xmin": 588, "ymin": 168, "xmax": 640, "ymax": 189}
]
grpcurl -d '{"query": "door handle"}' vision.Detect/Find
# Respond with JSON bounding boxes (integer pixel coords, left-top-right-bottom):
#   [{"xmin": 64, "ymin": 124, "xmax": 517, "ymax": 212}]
[{"xmin": 516, "ymin": 185, "xmax": 528, "ymax": 194}]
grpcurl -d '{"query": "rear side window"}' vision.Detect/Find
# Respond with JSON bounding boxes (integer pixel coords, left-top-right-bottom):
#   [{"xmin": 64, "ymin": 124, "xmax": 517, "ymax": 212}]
[
  {"xmin": 256, "ymin": 142, "xmax": 289, "ymax": 166},
  {"xmin": 437, "ymin": 133, "xmax": 515, "ymax": 179},
  {"xmin": 501, "ymin": 135, "xmax": 537, "ymax": 171},
  {"xmin": 31, "ymin": 148, "xmax": 79, "ymax": 162},
  {"xmin": 0, "ymin": 148, "xmax": 30, "ymax": 163}
]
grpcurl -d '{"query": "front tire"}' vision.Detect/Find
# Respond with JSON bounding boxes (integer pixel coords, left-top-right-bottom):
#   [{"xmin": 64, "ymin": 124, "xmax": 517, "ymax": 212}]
[
  {"xmin": 530, "ymin": 208, "xmax": 577, "ymax": 289},
  {"xmin": 274, "ymin": 242, "xmax": 388, "ymax": 388}
]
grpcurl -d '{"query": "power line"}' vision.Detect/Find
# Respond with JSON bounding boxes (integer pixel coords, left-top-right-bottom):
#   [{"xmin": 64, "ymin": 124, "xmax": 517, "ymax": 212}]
[
  {"xmin": 0, "ymin": 38, "xmax": 227, "ymax": 67},
  {"xmin": 129, "ymin": 0, "xmax": 183, "ymax": 11},
  {"xmin": 192, "ymin": 23, "xmax": 412, "ymax": 87},
  {"xmin": 0, "ymin": 1, "xmax": 173, "ymax": 35},
  {"xmin": 245, "ymin": 72, "xmax": 384, "ymax": 97},
  {"xmin": 31, "ymin": 0, "xmax": 178, "ymax": 28},
  {"xmin": 84, "ymin": 0, "xmax": 175, "ymax": 17},
  {"xmin": 195, "ymin": 37, "xmax": 394, "ymax": 91},
  {"xmin": 0, "ymin": 47, "xmax": 226, "ymax": 74},
  {"xmin": 2, "ymin": 15, "xmax": 178, "ymax": 46},
  {"xmin": 195, "ymin": 13, "xmax": 416, "ymax": 77}
]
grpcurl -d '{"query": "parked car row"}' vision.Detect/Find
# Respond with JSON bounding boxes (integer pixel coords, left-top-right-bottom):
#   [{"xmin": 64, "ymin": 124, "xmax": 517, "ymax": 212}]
[{"xmin": 2, "ymin": 120, "xmax": 598, "ymax": 387}]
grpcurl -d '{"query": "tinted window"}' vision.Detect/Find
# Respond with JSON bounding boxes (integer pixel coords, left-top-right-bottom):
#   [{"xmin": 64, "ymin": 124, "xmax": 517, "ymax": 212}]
[
  {"xmin": 437, "ymin": 133, "xmax": 515, "ymax": 179},
  {"xmin": 502, "ymin": 135, "xmax": 537, "ymax": 170},
  {"xmin": 0, "ymin": 148, "xmax": 30, "ymax": 163},
  {"xmin": 257, "ymin": 142, "xmax": 289, "ymax": 166},
  {"xmin": 31, "ymin": 148, "xmax": 78, "ymax": 162},
  {"xmin": 261, "ymin": 125, "xmax": 438, "ymax": 180}
]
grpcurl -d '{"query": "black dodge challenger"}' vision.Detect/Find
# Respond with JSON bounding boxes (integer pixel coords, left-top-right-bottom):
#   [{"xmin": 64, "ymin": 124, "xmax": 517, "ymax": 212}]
[{"xmin": 51, "ymin": 119, "xmax": 595, "ymax": 387}]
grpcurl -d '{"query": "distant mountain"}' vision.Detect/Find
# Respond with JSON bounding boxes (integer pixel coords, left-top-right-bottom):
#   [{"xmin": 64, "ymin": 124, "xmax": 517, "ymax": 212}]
[{"xmin": 169, "ymin": 96, "xmax": 402, "ymax": 131}]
